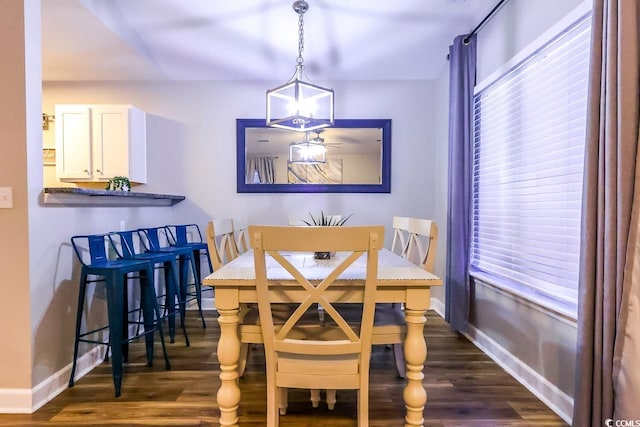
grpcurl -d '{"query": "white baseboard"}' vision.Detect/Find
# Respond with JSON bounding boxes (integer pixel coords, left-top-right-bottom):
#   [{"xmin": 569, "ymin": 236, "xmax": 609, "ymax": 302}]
[
  {"xmin": 430, "ymin": 297, "xmax": 445, "ymax": 318},
  {"xmin": 192, "ymin": 296, "xmax": 215, "ymax": 311},
  {"xmin": 463, "ymin": 323, "xmax": 574, "ymax": 424},
  {"xmin": 0, "ymin": 346, "xmax": 105, "ymax": 414}
]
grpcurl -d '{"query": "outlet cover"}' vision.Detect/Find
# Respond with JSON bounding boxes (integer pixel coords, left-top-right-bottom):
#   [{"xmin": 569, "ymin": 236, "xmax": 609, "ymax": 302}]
[{"xmin": 0, "ymin": 187, "xmax": 13, "ymax": 208}]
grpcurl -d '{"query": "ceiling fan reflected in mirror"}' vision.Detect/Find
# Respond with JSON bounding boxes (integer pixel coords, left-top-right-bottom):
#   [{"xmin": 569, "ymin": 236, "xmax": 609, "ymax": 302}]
[{"xmin": 308, "ymin": 129, "xmax": 361, "ymax": 149}]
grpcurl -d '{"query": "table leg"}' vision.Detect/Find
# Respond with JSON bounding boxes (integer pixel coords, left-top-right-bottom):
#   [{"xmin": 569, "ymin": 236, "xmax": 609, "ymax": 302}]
[
  {"xmin": 403, "ymin": 307, "xmax": 427, "ymax": 427},
  {"xmin": 217, "ymin": 306, "xmax": 241, "ymax": 427}
]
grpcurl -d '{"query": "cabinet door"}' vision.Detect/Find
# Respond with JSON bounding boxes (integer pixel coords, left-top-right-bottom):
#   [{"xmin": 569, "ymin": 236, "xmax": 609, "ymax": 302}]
[
  {"xmin": 55, "ymin": 105, "xmax": 92, "ymax": 180},
  {"xmin": 91, "ymin": 106, "xmax": 130, "ymax": 180}
]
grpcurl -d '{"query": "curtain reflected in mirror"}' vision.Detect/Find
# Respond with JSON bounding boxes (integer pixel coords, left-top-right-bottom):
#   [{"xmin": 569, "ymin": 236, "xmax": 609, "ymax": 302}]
[
  {"xmin": 245, "ymin": 156, "xmax": 275, "ymax": 184},
  {"xmin": 237, "ymin": 119, "xmax": 391, "ymax": 193}
]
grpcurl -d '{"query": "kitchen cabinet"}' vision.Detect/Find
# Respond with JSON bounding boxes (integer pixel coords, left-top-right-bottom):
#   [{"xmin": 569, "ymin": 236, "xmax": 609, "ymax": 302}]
[{"xmin": 55, "ymin": 104, "xmax": 147, "ymax": 183}]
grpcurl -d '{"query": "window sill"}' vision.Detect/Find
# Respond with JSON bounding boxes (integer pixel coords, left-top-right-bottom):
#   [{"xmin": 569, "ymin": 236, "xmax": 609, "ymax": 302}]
[{"xmin": 471, "ymin": 270, "xmax": 578, "ymax": 324}]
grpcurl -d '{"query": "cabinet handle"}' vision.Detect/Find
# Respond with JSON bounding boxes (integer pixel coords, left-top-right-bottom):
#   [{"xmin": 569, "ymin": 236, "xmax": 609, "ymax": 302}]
[
  {"xmin": 83, "ymin": 169, "xmax": 89, "ymax": 174},
  {"xmin": 96, "ymin": 169, "xmax": 102, "ymax": 174}
]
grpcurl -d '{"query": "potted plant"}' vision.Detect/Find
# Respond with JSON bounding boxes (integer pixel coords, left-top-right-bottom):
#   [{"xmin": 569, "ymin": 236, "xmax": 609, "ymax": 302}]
[
  {"xmin": 105, "ymin": 176, "xmax": 131, "ymax": 192},
  {"xmin": 301, "ymin": 211, "xmax": 353, "ymax": 259}
]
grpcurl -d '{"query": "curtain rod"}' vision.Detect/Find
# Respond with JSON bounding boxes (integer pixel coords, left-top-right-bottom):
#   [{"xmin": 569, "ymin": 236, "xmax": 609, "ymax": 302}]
[
  {"xmin": 463, "ymin": 0, "xmax": 508, "ymax": 44},
  {"xmin": 446, "ymin": 0, "xmax": 508, "ymax": 60}
]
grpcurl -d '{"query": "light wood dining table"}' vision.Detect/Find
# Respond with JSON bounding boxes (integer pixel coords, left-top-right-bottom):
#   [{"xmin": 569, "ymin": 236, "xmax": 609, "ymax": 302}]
[{"xmin": 202, "ymin": 248, "xmax": 442, "ymax": 427}]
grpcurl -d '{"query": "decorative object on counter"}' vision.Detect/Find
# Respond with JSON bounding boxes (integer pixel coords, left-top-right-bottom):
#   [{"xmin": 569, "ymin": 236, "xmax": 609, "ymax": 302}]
[
  {"xmin": 42, "ymin": 148, "xmax": 56, "ymax": 165},
  {"xmin": 106, "ymin": 176, "xmax": 131, "ymax": 191},
  {"xmin": 42, "ymin": 113, "xmax": 54, "ymax": 130},
  {"xmin": 266, "ymin": 0, "xmax": 334, "ymax": 132},
  {"xmin": 300, "ymin": 211, "xmax": 353, "ymax": 259}
]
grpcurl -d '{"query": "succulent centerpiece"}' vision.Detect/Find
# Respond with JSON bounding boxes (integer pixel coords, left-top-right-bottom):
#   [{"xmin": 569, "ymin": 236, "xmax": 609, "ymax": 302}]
[{"xmin": 301, "ymin": 211, "xmax": 353, "ymax": 259}]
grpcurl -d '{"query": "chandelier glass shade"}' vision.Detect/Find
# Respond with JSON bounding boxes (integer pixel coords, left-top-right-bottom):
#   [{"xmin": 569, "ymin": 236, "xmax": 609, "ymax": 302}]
[
  {"xmin": 266, "ymin": 0, "xmax": 334, "ymax": 132},
  {"xmin": 288, "ymin": 132, "xmax": 327, "ymax": 164}
]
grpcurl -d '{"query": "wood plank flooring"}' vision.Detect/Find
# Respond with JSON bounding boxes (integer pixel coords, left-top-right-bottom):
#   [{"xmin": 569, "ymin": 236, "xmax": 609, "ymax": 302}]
[{"xmin": 0, "ymin": 310, "xmax": 568, "ymax": 426}]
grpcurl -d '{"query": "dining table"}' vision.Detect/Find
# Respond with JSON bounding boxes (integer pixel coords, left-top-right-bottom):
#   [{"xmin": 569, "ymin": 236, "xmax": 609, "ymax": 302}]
[{"xmin": 202, "ymin": 247, "xmax": 442, "ymax": 427}]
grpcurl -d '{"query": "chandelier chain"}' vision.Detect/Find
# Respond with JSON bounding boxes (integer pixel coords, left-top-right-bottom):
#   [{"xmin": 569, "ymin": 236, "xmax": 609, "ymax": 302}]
[{"xmin": 297, "ymin": 13, "xmax": 305, "ymax": 66}]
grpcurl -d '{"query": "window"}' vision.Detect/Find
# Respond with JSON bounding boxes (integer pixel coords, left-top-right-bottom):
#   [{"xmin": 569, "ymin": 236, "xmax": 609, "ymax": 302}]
[{"xmin": 470, "ymin": 14, "xmax": 591, "ymax": 317}]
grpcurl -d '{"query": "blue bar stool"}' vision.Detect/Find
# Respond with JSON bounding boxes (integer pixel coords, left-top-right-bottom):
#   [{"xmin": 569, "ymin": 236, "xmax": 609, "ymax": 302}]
[
  {"xmin": 108, "ymin": 230, "xmax": 190, "ymax": 346},
  {"xmin": 137, "ymin": 227, "xmax": 207, "ymax": 328},
  {"xmin": 165, "ymin": 223, "xmax": 214, "ymax": 304},
  {"xmin": 68, "ymin": 233, "xmax": 171, "ymax": 397}
]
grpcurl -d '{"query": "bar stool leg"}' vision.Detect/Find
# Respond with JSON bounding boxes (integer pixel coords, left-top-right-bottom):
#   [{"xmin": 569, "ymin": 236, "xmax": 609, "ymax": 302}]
[
  {"xmin": 189, "ymin": 254, "xmax": 206, "ymax": 329},
  {"xmin": 166, "ymin": 259, "xmax": 189, "ymax": 346},
  {"xmin": 162, "ymin": 262, "xmax": 176, "ymax": 344},
  {"xmin": 68, "ymin": 272, "xmax": 88, "ymax": 388},
  {"xmin": 179, "ymin": 253, "xmax": 206, "ymax": 329},
  {"xmin": 105, "ymin": 272, "xmax": 125, "ymax": 398},
  {"xmin": 141, "ymin": 265, "xmax": 171, "ymax": 370}
]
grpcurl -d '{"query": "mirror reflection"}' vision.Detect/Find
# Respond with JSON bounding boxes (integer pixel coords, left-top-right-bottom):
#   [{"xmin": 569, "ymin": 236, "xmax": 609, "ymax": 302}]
[{"xmin": 236, "ymin": 119, "xmax": 391, "ymax": 193}]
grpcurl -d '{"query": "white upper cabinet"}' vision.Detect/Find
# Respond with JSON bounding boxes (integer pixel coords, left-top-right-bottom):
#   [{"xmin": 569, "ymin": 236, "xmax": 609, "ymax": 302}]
[{"xmin": 55, "ymin": 104, "xmax": 147, "ymax": 183}]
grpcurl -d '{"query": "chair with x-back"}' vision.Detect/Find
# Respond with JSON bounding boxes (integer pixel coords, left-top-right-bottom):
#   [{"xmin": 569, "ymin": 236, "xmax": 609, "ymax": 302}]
[
  {"xmin": 206, "ymin": 218, "xmax": 239, "ymax": 271},
  {"xmin": 379, "ymin": 216, "xmax": 438, "ymax": 377},
  {"xmin": 207, "ymin": 218, "xmax": 265, "ymax": 377},
  {"xmin": 250, "ymin": 225, "xmax": 383, "ymax": 426},
  {"xmin": 232, "ymin": 217, "xmax": 250, "ymax": 255}
]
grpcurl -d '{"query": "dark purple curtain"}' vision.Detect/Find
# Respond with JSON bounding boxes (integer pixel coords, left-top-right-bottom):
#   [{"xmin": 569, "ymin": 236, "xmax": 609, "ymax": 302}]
[{"xmin": 445, "ymin": 34, "xmax": 476, "ymax": 332}]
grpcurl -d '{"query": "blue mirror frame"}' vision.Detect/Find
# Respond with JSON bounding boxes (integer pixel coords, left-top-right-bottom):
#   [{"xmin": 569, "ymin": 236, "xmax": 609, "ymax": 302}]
[{"xmin": 237, "ymin": 118, "xmax": 391, "ymax": 193}]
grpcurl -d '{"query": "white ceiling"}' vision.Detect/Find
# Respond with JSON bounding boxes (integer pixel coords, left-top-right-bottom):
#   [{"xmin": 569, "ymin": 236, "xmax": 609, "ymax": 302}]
[{"xmin": 41, "ymin": 0, "xmax": 497, "ymax": 82}]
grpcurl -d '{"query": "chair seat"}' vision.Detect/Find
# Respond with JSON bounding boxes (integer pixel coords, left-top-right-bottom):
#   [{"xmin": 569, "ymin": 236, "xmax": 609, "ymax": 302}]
[
  {"xmin": 330, "ymin": 303, "xmax": 406, "ymax": 378},
  {"xmin": 88, "ymin": 259, "xmax": 151, "ymax": 271},
  {"xmin": 332, "ymin": 303, "xmax": 405, "ymax": 343},
  {"xmin": 239, "ymin": 304, "xmax": 321, "ymax": 344}
]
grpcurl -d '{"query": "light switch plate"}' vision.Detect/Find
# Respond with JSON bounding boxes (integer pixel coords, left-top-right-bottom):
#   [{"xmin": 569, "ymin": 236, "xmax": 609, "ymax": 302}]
[{"xmin": 0, "ymin": 187, "xmax": 13, "ymax": 208}]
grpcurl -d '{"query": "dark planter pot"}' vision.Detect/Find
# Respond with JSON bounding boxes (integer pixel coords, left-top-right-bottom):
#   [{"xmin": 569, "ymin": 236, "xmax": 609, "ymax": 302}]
[{"xmin": 314, "ymin": 251, "xmax": 333, "ymax": 260}]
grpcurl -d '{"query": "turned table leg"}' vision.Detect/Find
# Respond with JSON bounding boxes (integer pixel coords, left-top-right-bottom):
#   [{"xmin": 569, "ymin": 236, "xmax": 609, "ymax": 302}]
[
  {"xmin": 216, "ymin": 305, "xmax": 241, "ymax": 427},
  {"xmin": 403, "ymin": 307, "xmax": 427, "ymax": 427}
]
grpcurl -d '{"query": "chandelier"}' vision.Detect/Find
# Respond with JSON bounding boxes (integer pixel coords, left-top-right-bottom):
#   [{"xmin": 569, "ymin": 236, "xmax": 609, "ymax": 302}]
[
  {"xmin": 266, "ymin": 0, "xmax": 334, "ymax": 132},
  {"xmin": 289, "ymin": 131, "xmax": 327, "ymax": 164}
]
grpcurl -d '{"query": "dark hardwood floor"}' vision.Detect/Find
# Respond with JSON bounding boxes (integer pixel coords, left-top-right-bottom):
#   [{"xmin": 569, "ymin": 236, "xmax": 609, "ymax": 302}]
[{"xmin": 0, "ymin": 310, "xmax": 568, "ymax": 426}]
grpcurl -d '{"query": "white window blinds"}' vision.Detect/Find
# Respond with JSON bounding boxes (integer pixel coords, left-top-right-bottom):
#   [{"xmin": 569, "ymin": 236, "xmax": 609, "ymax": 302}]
[{"xmin": 471, "ymin": 14, "xmax": 591, "ymax": 313}]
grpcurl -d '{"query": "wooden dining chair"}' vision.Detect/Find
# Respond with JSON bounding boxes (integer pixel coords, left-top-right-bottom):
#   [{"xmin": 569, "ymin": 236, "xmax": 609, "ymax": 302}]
[
  {"xmin": 250, "ymin": 225, "xmax": 383, "ymax": 426},
  {"xmin": 390, "ymin": 216, "xmax": 411, "ymax": 257},
  {"xmin": 206, "ymin": 218, "xmax": 239, "ymax": 271},
  {"xmin": 232, "ymin": 217, "xmax": 250, "ymax": 255},
  {"xmin": 287, "ymin": 213, "xmax": 343, "ymax": 226},
  {"xmin": 379, "ymin": 216, "xmax": 439, "ymax": 377},
  {"xmin": 206, "ymin": 218, "xmax": 259, "ymax": 376},
  {"xmin": 333, "ymin": 216, "xmax": 438, "ymax": 379}
]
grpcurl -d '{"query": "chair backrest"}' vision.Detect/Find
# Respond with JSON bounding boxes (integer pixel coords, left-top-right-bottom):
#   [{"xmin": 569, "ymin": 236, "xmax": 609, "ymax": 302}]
[
  {"xmin": 71, "ymin": 234, "xmax": 111, "ymax": 266},
  {"xmin": 206, "ymin": 218, "xmax": 239, "ymax": 270},
  {"xmin": 107, "ymin": 230, "xmax": 141, "ymax": 258},
  {"xmin": 287, "ymin": 215, "xmax": 307, "ymax": 226},
  {"xmin": 250, "ymin": 225, "xmax": 383, "ymax": 403},
  {"xmin": 391, "ymin": 216, "xmax": 438, "ymax": 272},
  {"xmin": 136, "ymin": 226, "xmax": 172, "ymax": 252},
  {"xmin": 390, "ymin": 216, "xmax": 411, "ymax": 257},
  {"xmin": 165, "ymin": 224, "xmax": 204, "ymax": 246},
  {"xmin": 232, "ymin": 217, "xmax": 250, "ymax": 254},
  {"xmin": 288, "ymin": 214, "xmax": 343, "ymax": 226}
]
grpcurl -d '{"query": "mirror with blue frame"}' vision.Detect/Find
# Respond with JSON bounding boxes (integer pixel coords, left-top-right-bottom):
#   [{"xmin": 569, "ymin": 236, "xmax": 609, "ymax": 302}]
[{"xmin": 236, "ymin": 118, "xmax": 391, "ymax": 193}]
